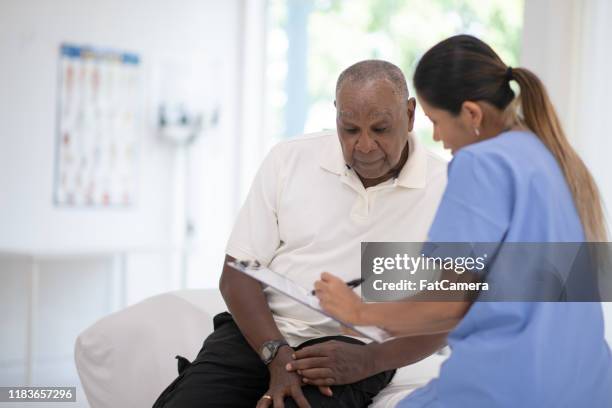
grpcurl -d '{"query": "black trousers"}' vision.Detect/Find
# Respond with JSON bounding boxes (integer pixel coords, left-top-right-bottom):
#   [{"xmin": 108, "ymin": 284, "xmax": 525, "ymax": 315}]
[{"xmin": 153, "ymin": 312, "xmax": 395, "ymax": 408}]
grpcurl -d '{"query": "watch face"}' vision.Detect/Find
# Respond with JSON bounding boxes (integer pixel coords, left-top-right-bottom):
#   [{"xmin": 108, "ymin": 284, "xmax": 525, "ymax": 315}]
[{"xmin": 262, "ymin": 346, "xmax": 272, "ymax": 361}]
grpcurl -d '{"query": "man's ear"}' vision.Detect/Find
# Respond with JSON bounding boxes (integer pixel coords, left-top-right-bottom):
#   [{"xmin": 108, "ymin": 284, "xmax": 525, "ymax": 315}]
[
  {"xmin": 461, "ymin": 101, "xmax": 483, "ymax": 129},
  {"xmin": 334, "ymin": 100, "xmax": 337, "ymax": 108},
  {"xmin": 406, "ymin": 97, "xmax": 416, "ymax": 131}
]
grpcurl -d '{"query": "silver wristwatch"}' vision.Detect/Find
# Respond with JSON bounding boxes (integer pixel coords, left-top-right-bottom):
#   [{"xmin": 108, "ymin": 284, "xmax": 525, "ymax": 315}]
[{"xmin": 260, "ymin": 339, "xmax": 289, "ymax": 365}]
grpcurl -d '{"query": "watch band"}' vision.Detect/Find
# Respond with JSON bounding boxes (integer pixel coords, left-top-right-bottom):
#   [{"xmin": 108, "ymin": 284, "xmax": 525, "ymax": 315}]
[{"xmin": 260, "ymin": 339, "xmax": 289, "ymax": 365}]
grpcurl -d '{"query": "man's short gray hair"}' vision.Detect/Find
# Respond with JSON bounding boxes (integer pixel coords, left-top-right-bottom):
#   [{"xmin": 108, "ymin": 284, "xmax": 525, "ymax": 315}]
[{"xmin": 335, "ymin": 60, "xmax": 409, "ymax": 101}]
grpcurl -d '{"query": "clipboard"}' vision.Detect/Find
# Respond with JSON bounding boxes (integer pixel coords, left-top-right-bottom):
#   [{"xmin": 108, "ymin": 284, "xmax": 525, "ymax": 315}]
[{"xmin": 228, "ymin": 260, "xmax": 391, "ymax": 343}]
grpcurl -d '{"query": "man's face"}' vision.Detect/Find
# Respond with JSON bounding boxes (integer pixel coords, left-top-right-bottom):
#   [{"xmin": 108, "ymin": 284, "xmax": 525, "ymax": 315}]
[{"xmin": 335, "ymin": 79, "xmax": 415, "ymax": 180}]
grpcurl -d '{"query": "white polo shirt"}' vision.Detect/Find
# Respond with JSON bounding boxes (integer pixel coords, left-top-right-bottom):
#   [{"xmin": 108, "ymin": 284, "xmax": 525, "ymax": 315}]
[{"xmin": 226, "ymin": 130, "xmax": 447, "ymax": 346}]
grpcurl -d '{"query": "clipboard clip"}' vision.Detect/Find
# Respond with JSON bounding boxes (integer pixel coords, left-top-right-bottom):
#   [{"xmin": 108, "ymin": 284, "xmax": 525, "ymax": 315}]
[{"xmin": 235, "ymin": 259, "xmax": 261, "ymax": 269}]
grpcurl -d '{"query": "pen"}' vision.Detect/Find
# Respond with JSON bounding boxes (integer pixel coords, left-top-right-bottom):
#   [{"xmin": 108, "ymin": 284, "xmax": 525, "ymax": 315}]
[{"xmin": 311, "ymin": 277, "xmax": 364, "ymax": 295}]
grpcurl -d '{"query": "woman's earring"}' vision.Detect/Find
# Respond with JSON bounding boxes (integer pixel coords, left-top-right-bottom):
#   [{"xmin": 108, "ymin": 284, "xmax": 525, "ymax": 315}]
[{"xmin": 474, "ymin": 127, "xmax": 480, "ymax": 137}]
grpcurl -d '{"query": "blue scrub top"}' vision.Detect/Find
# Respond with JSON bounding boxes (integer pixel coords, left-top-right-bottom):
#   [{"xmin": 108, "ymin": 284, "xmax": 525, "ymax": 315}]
[{"xmin": 398, "ymin": 131, "xmax": 612, "ymax": 407}]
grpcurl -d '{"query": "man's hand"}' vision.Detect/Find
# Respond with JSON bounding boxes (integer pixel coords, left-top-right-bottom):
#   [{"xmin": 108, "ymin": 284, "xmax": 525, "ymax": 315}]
[
  {"xmin": 257, "ymin": 347, "xmax": 309, "ymax": 408},
  {"xmin": 257, "ymin": 347, "xmax": 333, "ymax": 408},
  {"xmin": 286, "ymin": 340, "xmax": 376, "ymax": 386}
]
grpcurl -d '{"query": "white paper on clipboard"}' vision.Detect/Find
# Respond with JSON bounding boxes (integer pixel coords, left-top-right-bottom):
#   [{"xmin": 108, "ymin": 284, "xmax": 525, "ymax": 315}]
[{"xmin": 228, "ymin": 261, "xmax": 391, "ymax": 343}]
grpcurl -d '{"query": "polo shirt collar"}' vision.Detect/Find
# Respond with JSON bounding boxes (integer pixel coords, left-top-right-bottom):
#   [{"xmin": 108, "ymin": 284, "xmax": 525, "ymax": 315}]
[{"xmin": 319, "ymin": 132, "xmax": 427, "ymax": 189}]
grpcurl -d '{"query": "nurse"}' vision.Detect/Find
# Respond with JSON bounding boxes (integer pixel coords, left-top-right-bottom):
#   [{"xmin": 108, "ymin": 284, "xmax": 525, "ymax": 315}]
[{"xmin": 312, "ymin": 35, "xmax": 612, "ymax": 406}]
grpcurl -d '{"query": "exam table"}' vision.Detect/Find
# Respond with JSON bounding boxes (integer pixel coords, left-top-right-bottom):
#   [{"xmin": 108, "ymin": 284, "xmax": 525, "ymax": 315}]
[{"xmin": 74, "ymin": 289, "xmax": 447, "ymax": 408}]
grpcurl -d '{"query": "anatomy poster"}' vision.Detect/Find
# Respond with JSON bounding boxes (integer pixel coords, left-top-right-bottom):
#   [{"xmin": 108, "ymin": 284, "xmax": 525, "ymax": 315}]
[{"xmin": 54, "ymin": 44, "xmax": 141, "ymax": 207}]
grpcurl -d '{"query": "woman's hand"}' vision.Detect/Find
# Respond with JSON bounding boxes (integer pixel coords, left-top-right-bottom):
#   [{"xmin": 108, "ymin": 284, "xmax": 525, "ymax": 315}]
[{"xmin": 314, "ymin": 272, "xmax": 364, "ymax": 325}]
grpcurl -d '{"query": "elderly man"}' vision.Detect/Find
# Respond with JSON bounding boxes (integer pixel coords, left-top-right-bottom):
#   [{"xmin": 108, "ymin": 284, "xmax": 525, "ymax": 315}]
[{"xmin": 153, "ymin": 60, "xmax": 448, "ymax": 408}]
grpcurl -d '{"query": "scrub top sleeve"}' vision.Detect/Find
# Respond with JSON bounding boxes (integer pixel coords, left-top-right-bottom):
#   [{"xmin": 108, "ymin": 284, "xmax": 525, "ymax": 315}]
[{"xmin": 427, "ymin": 149, "xmax": 513, "ymax": 243}]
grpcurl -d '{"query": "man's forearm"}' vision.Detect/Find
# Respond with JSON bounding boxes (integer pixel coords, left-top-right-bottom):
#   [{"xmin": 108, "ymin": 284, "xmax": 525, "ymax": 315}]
[
  {"xmin": 367, "ymin": 333, "xmax": 448, "ymax": 374},
  {"xmin": 219, "ymin": 255, "xmax": 286, "ymax": 353}
]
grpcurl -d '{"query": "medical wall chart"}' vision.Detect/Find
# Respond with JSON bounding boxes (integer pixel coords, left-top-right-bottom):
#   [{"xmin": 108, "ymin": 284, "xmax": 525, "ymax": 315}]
[{"xmin": 54, "ymin": 44, "xmax": 141, "ymax": 207}]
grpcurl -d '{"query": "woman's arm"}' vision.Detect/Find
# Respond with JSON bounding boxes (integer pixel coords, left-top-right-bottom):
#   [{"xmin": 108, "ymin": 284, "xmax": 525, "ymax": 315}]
[
  {"xmin": 356, "ymin": 301, "xmax": 470, "ymax": 337},
  {"xmin": 314, "ymin": 272, "xmax": 473, "ymax": 337}
]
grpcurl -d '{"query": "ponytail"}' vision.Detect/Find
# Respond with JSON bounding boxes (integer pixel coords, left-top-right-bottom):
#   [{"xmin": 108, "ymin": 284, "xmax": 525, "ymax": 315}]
[{"xmin": 512, "ymin": 68, "xmax": 607, "ymax": 241}]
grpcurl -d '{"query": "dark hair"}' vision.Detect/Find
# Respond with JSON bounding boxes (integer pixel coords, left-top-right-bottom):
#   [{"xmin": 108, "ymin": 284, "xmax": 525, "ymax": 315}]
[
  {"xmin": 414, "ymin": 34, "xmax": 607, "ymax": 241},
  {"xmin": 414, "ymin": 34, "xmax": 514, "ymax": 114},
  {"xmin": 336, "ymin": 59, "xmax": 408, "ymax": 100}
]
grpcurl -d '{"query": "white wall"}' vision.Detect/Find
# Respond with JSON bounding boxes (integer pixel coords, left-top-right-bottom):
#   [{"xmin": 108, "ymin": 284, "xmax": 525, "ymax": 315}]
[
  {"xmin": 0, "ymin": 0, "xmax": 239, "ymax": 253},
  {"xmin": 521, "ymin": 0, "xmax": 612, "ymax": 343},
  {"xmin": 0, "ymin": 0, "xmax": 242, "ymax": 395}
]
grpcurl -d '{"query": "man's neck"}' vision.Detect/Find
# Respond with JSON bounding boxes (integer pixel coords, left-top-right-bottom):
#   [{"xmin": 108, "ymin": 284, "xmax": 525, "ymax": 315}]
[{"xmin": 358, "ymin": 140, "xmax": 410, "ymax": 189}]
